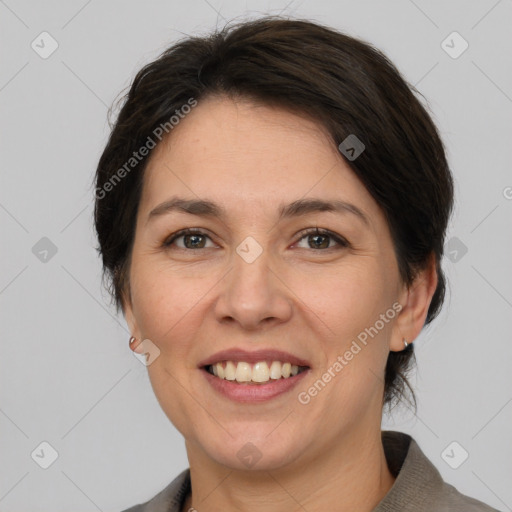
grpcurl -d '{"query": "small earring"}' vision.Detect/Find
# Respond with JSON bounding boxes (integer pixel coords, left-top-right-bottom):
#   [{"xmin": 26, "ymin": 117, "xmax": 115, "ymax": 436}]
[
  {"xmin": 403, "ymin": 338, "xmax": 408, "ymax": 349},
  {"xmin": 129, "ymin": 336, "xmax": 138, "ymax": 351}
]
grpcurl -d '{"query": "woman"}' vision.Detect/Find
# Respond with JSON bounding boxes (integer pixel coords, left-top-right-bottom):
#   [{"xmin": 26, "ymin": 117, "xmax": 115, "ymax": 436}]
[{"xmin": 94, "ymin": 17, "xmax": 500, "ymax": 512}]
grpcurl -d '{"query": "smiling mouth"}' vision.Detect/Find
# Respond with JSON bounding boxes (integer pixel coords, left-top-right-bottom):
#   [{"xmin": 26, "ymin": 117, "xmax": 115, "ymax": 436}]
[{"xmin": 203, "ymin": 360, "xmax": 309, "ymax": 384}]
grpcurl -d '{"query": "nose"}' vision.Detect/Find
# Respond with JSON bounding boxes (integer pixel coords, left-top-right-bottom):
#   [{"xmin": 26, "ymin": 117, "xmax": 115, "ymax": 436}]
[{"xmin": 213, "ymin": 246, "xmax": 293, "ymax": 331}]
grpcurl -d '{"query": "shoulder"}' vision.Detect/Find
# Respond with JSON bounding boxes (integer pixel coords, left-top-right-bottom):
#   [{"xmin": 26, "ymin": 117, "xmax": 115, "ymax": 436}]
[
  {"xmin": 429, "ymin": 480, "xmax": 502, "ymax": 512},
  {"xmin": 119, "ymin": 468, "xmax": 190, "ymax": 512},
  {"xmin": 377, "ymin": 431, "xmax": 501, "ymax": 512}
]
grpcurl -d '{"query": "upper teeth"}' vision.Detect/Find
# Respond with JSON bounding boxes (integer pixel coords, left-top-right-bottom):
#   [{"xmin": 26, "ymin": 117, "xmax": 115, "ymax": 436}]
[{"xmin": 210, "ymin": 361, "xmax": 304, "ymax": 383}]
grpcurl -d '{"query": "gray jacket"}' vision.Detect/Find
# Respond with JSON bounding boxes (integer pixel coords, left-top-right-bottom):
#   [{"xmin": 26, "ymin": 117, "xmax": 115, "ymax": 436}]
[{"xmin": 121, "ymin": 430, "xmax": 501, "ymax": 512}]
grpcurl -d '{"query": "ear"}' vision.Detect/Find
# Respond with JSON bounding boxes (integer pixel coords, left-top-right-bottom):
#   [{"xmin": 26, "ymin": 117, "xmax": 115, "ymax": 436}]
[{"xmin": 390, "ymin": 253, "xmax": 438, "ymax": 352}]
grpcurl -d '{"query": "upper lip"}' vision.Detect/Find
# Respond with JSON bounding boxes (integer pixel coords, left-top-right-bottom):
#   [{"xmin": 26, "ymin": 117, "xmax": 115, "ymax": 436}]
[{"xmin": 198, "ymin": 348, "xmax": 311, "ymax": 368}]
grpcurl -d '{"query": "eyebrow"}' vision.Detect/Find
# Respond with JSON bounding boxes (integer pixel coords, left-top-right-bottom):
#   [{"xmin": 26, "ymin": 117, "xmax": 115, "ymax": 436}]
[{"xmin": 147, "ymin": 196, "xmax": 370, "ymax": 226}]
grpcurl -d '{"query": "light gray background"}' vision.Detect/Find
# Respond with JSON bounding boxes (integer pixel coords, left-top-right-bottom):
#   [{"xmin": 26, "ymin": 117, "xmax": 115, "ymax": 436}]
[{"xmin": 1, "ymin": 1, "xmax": 511, "ymax": 511}]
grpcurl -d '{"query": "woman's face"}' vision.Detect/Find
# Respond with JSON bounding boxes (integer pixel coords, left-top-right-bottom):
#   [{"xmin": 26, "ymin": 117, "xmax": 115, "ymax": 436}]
[{"xmin": 124, "ymin": 96, "xmax": 412, "ymax": 471}]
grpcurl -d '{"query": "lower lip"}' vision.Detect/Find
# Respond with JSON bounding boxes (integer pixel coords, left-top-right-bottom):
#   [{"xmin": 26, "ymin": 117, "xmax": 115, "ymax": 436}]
[{"xmin": 201, "ymin": 368, "xmax": 310, "ymax": 403}]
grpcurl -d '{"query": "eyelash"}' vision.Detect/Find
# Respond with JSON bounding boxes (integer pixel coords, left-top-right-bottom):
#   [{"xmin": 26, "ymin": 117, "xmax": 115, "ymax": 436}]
[{"xmin": 162, "ymin": 227, "xmax": 349, "ymax": 251}]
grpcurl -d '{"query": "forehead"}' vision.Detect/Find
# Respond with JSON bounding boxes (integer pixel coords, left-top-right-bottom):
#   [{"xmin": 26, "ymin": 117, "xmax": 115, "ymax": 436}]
[{"xmin": 140, "ymin": 96, "xmax": 380, "ymax": 223}]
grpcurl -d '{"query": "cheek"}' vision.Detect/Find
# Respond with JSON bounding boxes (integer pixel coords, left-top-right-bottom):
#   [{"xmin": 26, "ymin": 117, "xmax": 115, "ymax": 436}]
[
  {"xmin": 296, "ymin": 260, "xmax": 396, "ymax": 410},
  {"xmin": 129, "ymin": 263, "xmax": 207, "ymax": 356},
  {"xmin": 129, "ymin": 267, "xmax": 210, "ymax": 435},
  {"xmin": 301, "ymin": 273, "xmax": 394, "ymax": 428},
  {"xmin": 296, "ymin": 260, "xmax": 393, "ymax": 338}
]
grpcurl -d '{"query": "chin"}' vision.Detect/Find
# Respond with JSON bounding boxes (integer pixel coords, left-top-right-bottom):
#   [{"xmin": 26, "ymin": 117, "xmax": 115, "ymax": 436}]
[{"xmin": 198, "ymin": 429, "xmax": 305, "ymax": 472}]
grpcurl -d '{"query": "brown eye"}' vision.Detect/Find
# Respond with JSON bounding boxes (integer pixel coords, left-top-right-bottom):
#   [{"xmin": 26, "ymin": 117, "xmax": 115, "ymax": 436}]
[
  {"xmin": 295, "ymin": 227, "xmax": 349, "ymax": 250},
  {"xmin": 163, "ymin": 229, "xmax": 214, "ymax": 249},
  {"xmin": 307, "ymin": 233, "xmax": 330, "ymax": 249}
]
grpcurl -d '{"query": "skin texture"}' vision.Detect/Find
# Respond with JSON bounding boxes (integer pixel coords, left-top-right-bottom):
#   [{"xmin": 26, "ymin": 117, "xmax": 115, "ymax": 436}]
[{"xmin": 124, "ymin": 96, "xmax": 437, "ymax": 512}]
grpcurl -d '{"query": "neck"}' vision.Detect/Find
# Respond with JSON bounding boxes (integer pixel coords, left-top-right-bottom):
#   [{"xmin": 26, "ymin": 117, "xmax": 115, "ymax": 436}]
[{"xmin": 182, "ymin": 427, "xmax": 395, "ymax": 512}]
